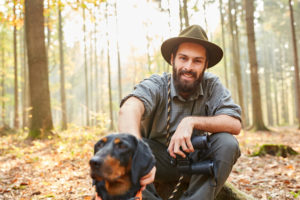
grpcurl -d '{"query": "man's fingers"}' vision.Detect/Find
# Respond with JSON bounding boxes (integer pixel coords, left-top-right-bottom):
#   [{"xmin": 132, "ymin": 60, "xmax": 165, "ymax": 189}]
[
  {"xmin": 180, "ymin": 140, "xmax": 188, "ymax": 152},
  {"xmin": 168, "ymin": 142, "xmax": 176, "ymax": 158},
  {"xmin": 140, "ymin": 166, "xmax": 156, "ymax": 187},
  {"xmin": 173, "ymin": 141, "xmax": 186, "ymax": 158},
  {"xmin": 141, "ymin": 185, "xmax": 146, "ymax": 191},
  {"xmin": 186, "ymin": 138, "xmax": 194, "ymax": 153}
]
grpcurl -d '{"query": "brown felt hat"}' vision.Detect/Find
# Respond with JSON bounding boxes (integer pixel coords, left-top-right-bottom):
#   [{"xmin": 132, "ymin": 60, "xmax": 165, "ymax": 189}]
[{"xmin": 161, "ymin": 25, "xmax": 223, "ymax": 68}]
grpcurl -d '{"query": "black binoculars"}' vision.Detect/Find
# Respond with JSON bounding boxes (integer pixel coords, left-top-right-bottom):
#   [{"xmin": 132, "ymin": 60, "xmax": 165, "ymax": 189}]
[{"xmin": 170, "ymin": 135, "xmax": 215, "ymax": 177}]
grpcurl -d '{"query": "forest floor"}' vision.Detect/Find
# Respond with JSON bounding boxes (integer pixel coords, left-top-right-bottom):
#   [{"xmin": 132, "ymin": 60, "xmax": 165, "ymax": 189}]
[{"xmin": 0, "ymin": 127, "xmax": 299, "ymax": 200}]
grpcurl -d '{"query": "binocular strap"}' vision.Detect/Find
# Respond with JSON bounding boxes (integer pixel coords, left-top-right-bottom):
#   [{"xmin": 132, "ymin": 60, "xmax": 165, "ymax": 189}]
[
  {"xmin": 166, "ymin": 74, "xmax": 185, "ymax": 200},
  {"xmin": 165, "ymin": 75, "xmax": 217, "ymax": 199}
]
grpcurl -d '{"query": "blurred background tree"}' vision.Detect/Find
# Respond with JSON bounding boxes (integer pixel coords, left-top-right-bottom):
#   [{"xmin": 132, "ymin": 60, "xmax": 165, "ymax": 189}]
[{"xmin": 0, "ymin": 0, "xmax": 299, "ymax": 135}]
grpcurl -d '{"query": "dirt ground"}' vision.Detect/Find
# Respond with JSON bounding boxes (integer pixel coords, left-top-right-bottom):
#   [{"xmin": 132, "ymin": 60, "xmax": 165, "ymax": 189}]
[{"xmin": 0, "ymin": 127, "xmax": 299, "ymax": 200}]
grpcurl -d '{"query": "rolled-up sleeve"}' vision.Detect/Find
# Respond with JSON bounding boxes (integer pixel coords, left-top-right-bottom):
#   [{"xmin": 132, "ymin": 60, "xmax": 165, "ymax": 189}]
[
  {"xmin": 206, "ymin": 78, "xmax": 242, "ymax": 121},
  {"xmin": 120, "ymin": 75, "xmax": 162, "ymax": 119}
]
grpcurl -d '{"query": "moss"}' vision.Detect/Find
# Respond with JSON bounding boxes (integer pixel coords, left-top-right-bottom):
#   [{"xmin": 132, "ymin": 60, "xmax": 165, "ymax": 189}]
[
  {"xmin": 216, "ymin": 182, "xmax": 256, "ymax": 200},
  {"xmin": 251, "ymin": 144, "xmax": 298, "ymax": 157},
  {"xmin": 27, "ymin": 128, "xmax": 55, "ymax": 140}
]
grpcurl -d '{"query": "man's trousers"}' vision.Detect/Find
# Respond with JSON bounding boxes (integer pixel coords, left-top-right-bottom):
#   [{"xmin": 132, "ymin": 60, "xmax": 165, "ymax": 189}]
[{"xmin": 142, "ymin": 132, "xmax": 241, "ymax": 200}]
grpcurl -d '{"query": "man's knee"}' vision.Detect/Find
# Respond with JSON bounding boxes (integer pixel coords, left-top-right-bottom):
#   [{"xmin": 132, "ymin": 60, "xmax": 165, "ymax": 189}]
[{"xmin": 210, "ymin": 132, "xmax": 240, "ymax": 164}]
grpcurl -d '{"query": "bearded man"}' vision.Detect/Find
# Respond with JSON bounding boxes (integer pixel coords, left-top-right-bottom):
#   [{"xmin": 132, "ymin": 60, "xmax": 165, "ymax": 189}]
[{"xmin": 118, "ymin": 25, "xmax": 242, "ymax": 200}]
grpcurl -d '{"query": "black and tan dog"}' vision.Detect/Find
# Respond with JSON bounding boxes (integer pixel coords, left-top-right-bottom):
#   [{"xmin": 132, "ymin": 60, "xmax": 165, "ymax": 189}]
[{"xmin": 90, "ymin": 133, "xmax": 155, "ymax": 200}]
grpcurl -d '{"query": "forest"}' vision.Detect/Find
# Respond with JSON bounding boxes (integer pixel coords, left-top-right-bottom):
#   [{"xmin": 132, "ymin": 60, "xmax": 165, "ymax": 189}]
[{"xmin": 0, "ymin": 0, "xmax": 300, "ymax": 199}]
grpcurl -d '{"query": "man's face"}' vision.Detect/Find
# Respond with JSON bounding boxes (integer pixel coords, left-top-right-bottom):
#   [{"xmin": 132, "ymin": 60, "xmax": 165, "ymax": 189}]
[{"xmin": 171, "ymin": 42, "xmax": 208, "ymax": 97}]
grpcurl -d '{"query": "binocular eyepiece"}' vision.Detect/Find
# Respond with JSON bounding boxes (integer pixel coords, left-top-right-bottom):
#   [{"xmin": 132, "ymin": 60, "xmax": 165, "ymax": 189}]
[
  {"xmin": 191, "ymin": 134, "xmax": 210, "ymax": 149},
  {"xmin": 170, "ymin": 135, "xmax": 215, "ymax": 177}
]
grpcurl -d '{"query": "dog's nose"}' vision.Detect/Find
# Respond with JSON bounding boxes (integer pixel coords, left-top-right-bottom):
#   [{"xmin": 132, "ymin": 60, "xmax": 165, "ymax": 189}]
[{"xmin": 89, "ymin": 157, "xmax": 102, "ymax": 168}]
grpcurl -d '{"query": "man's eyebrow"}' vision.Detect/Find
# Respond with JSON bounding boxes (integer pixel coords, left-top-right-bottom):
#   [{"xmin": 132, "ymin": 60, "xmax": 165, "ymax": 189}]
[{"xmin": 177, "ymin": 53, "xmax": 205, "ymax": 60}]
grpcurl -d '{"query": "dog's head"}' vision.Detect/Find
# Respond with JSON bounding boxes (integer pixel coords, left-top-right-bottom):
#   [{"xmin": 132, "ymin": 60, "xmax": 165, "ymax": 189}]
[{"xmin": 89, "ymin": 133, "xmax": 155, "ymax": 198}]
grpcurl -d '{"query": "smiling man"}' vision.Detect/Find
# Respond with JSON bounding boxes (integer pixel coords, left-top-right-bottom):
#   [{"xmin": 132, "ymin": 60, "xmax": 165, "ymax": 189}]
[{"xmin": 119, "ymin": 25, "xmax": 242, "ymax": 200}]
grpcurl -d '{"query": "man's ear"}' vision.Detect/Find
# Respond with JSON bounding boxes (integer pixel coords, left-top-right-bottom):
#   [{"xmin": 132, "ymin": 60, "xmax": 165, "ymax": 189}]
[
  {"xmin": 205, "ymin": 59, "xmax": 209, "ymax": 69},
  {"xmin": 170, "ymin": 54, "xmax": 174, "ymax": 66}
]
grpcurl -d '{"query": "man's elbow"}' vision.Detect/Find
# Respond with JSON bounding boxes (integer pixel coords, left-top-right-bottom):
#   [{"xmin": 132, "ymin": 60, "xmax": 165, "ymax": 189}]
[{"xmin": 232, "ymin": 119, "xmax": 242, "ymax": 135}]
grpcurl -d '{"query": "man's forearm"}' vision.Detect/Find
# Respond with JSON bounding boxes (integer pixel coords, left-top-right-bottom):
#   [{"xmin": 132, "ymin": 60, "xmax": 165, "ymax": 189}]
[
  {"xmin": 188, "ymin": 114, "xmax": 241, "ymax": 135},
  {"xmin": 118, "ymin": 97, "xmax": 145, "ymax": 139}
]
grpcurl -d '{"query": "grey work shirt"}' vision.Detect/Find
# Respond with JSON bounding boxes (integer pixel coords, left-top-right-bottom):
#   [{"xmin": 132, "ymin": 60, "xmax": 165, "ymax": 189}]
[{"xmin": 120, "ymin": 72, "xmax": 241, "ymax": 146}]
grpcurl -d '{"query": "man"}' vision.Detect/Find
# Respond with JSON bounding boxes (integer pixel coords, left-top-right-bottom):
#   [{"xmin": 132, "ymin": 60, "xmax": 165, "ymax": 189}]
[{"xmin": 119, "ymin": 25, "xmax": 241, "ymax": 200}]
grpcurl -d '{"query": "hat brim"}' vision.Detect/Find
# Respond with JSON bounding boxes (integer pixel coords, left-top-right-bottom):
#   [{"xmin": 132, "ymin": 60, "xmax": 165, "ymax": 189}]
[{"xmin": 161, "ymin": 37, "xmax": 223, "ymax": 68}]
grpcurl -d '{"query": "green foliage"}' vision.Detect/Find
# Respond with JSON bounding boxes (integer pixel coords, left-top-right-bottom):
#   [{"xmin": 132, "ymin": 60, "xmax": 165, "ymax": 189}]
[
  {"xmin": 290, "ymin": 190, "xmax": 300, "ymax": 198},
  {"xmin": 251, "ymin": 144, "xmax": 299, "ymax": 157}
]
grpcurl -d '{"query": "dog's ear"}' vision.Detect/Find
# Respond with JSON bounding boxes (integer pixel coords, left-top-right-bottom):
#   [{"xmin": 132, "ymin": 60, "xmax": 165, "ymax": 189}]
[{"xmin": 131, "ymin": 139, "xmax": 156, "ymax": 186}]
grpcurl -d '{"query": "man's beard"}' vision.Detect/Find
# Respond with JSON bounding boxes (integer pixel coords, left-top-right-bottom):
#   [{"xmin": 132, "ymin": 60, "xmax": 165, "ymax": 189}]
[{"xmin": 172, "ymin": 65, "xmax": 204, "ymax": 96}]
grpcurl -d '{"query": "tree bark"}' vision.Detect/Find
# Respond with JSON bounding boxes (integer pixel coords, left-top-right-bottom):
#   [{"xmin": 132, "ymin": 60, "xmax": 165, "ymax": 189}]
[
  {"xmin": 182, "ymin": 0, "xmax": 189, "ymax": 28},
  {"xmin": 1, "ymin": 43, "xmax": 6, "ymax": 126},
  {"xmin": 25, "ymin": 0, "xmax": 53, "ymax": 138},
  {"xmin": 106, "ymin": 2, "xmax": 114, "ymax": 130},
  {"xmin": 114, "ymin": 1, "xmax": 122, "ymax": 103},
  {"xmin": 83, "ymin": 7, "xmax": 90, "ymax": 126},
  {"xmin": 13, "ymin": 0, "xmax": 19, "ymax": 129},
  {"xmin": 288, "ymin": 0, "xmax": 300, "ymax": 129},
  {"xmin": 178, "ymin": 0, "xmax": 183, "ymax": 31},
  {"xmin": 218, "ymin": 0, "xmax": 229, "ymax": 87},
  {"xmin": 94, "ymin": 6, "xmax": 100, "ymax": 126},
  {"xmin": 20, "ymin": 20, "xmax": 29, "ymax": 129},
  {"xmin": 244, "ymin": 0, "xmax": 267, "ymax": 131},
  {"xmin": 58, "ymin": 1, "xmax": 67, "ymax": 130},
  {"xmin": 263, "ymin": 42, "xmax": 273, "ymax": 126},
  {"xmin": 46, "ymin": 0, "xmax": 51, "ymax": 54},
  {"xmin": 89, "ymin": 31, "xmax": 94, "ymax": 126},
  {"xmin": 228, "ymin": 0, "xmax": 246, "ymax": 125}
]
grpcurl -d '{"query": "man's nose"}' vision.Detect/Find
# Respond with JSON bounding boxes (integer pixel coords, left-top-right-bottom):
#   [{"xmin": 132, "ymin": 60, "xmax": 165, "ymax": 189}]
[{"xmin": 183, "ymin": 59, "xmax": 193, "ymax": 70}]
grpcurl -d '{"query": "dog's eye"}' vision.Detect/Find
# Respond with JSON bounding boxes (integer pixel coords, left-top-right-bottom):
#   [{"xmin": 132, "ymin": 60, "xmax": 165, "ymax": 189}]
[
  {"xmin": 96, "ymin": 142, "xmax": 105, "ymax": 149},
  {"xmin": 116, "ymin": 142, "xmax": 127, "ymax": 149}
]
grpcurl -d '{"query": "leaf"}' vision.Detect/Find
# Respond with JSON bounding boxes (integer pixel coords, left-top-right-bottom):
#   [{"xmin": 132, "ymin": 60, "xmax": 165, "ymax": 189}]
[
  {"xmin": 238, "ymin": 178, "xmax": 251, "ymax": 185},
  {"xmin": 285, "ymin": 165, "xmax": 294, "ymax": 170}
]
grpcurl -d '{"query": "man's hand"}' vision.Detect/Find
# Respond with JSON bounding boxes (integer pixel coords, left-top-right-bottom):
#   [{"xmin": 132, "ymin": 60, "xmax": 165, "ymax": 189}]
[
  {"xmin": 167, "ymin": 117, "xmax": 195, "ymax": 158},
  {"xmin": 140, "ymin": 166, "xmax": 156, "ymax": 191}
]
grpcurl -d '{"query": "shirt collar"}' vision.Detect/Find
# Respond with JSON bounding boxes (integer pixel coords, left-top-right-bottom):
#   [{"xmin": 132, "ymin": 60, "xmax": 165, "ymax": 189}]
[{"xmin": 170, "ymin": 74, "xmax": 204, "ymax": 102}]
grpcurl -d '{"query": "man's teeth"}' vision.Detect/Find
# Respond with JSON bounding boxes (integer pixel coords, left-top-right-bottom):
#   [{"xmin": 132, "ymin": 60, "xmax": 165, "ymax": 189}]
[{"xmin": 184, "ymin": 73, "xmax": 192, "ymax": 77}]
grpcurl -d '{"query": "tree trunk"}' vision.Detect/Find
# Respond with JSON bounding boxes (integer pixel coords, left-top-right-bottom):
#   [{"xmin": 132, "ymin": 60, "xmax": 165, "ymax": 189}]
[
  {"xmin": 114, "ymin": 1, "xmax": 122, "ymax": 103},
  {"xmin": 46, "ymin": 0, "xmax": 51, "ymax": 54},
  {"xmin": 182, "ymin": 0, "xmax": 189, "ymax": 28},
  {"xmin": 146, "ymin": 30, "xmax": 152, "ymax": 73},
  {"xmin": 244, "ymin": 0, "xmax": 267, "ymax": 131},
  {"xmin": 94, "ymin": 6, "xmax": 100, "ymax": 126},
  {"xmin": 89, "ymin": 31, "xmax": 94, "ymax": 126},
  {"xmin": 58, "ymin": 1, "xmax": 67, "ymax": 130},
  {"xmin": 13, "ymin": 0, "xmax": 19, "ymax": 129},
  {"xmin": 288, "ymin": 0, "xmax": 300, "ymax": 129},
  {"xmin": 25, "ymin": 0, "xmax": 53, "ymax": 138},
  {"xmin": 1, "ymin": 44, "xmax": 6, "ymax": 126},
  {"xmin": 20, "ymin": 18, "xmax": 29, "ymax": 129},
  {"xmin": 178, "ymin": 0, "xmax": 183, "ymax": 31},
  {"xmin": 202, "ymin": 1, "xmax": 209, "ymax": 33},
  {"xmin": 106, "ymin": 3, "xmax": 114, "ymax": 130},
  {"xmin": 263, "ymin": 44, "xmax": 273, "ymax": 126},
  {"xmin": 218, "ymin": 0, "xmax": 229, "ymax": 87},
  {"xmin": 228, "ymin": 0, "xmax": 246, "ymax": 125},
  {"xmin": 83, "ymin": 7, "xmax": 90, "ymax": 126}
]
